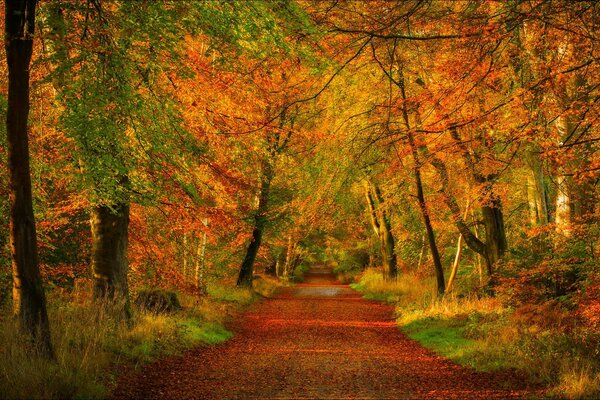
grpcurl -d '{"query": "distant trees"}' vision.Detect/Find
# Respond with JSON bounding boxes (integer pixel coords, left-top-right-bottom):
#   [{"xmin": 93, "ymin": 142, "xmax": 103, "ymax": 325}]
[{"xmin": 309, "ymin": 0, "xmax": 598, "ymax": 295}]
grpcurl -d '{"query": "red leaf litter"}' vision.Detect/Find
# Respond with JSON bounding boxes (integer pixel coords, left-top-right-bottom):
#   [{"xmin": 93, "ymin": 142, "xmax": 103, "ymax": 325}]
[{"xmin": 113, "ymin": 267, "xmax": 545, "ymax": 399}]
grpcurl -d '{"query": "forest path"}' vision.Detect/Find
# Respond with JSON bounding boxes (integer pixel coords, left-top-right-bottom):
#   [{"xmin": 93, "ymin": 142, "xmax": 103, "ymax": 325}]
[{"xmin": 113, "ymin": 267, "xmax": 541, "ymax": 399}]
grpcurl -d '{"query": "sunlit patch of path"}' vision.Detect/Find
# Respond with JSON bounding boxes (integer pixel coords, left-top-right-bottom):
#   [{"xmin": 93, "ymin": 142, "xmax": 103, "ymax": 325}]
[{"xmin": 113, "ymin": 267, "xmax": 543, "ymax": 399}]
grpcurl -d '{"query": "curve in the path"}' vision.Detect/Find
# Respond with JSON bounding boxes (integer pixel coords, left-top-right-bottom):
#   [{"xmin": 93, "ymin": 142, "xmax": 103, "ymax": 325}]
[{"xmin": 113, "ymin": 266, "xmax": 542, "ymax": 399}]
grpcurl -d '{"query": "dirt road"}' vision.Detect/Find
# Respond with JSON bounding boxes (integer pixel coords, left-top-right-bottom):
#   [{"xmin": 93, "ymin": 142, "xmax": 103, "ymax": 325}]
[{"xmin": 113, "ymin": 267, "xmax": 541, "ymax": 399}]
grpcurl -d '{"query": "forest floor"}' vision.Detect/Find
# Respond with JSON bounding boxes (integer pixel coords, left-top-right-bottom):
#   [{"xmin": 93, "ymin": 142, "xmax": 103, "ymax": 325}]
[{"xmin": 113, "ymin": 266, "xmax": 546, "ymax": 399}]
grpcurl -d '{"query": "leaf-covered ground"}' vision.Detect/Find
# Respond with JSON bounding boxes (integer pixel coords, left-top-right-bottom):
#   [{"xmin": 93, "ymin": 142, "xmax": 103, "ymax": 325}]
[{"xmin": 113, "ymin": 267, "xmax": 544, "ymax": 399}]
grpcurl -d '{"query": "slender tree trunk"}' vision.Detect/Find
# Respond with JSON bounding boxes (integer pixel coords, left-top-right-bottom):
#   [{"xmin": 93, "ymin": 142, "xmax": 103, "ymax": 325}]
[
  {"xmin": 367, "ymin": 236, "xmax": 375, "ymax": 268},
  {"xmin": 446, "ymin": 200, "xmax": 469, "ymax": 292},
  {"xmin": 195, "ymin": 218, "xmax": 208, "ymax": 295},
  {"xmin": 90, "ymin": 203, "xmax": 131, "ymax": 321},
  {"xmin": 446, "ymin": 234, "xmax": 463, "ymax": 292},
  {"xmin": 408, "ymin": 136, "xmax": 445, "ymax": 295},
  {"xmin": 283, "ymin": 234, "xmax": 296, "ymax": 278},
  {"xmin": 237, "ymin": 163, "xmax": 273, "ymax": 288},
  {"xmin": 364, "ymin": 181, "xmax": 398, "ymax": 281},
  {"xmin": 525, "ymin": 148, "xmax": 549, "ymax": 225},
  {"xmin": 472, "ymin": 209, "xmax": 484, "ymax": 285},
  {"xmin": 417, "ymin": 234, "xmax": 427, "ymax": 270},
  {"xmin": 182, "ymin": 232, "xmax": 188, "ymax": 279},
  {"xmin": 6, "ymin": 0, "xmax": 54, "ymax": 358},
  {"xmin": 372, "ymin": 185, "xmax": 398, "ymax": 281},
  {"xmin": 398, "ymin": 70, "xmax": 444, "ymax": 295}
]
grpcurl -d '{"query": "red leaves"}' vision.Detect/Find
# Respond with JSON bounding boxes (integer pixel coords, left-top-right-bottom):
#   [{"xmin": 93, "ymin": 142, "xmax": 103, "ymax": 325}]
[{"xmin": 114, "ymin": 268, "xmax": 541, "ymax": 399}]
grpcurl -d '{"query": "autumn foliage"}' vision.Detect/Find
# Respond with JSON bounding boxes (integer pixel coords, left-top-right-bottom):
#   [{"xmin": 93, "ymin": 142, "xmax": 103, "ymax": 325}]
[{"xmin": 0, "ymin": 0, "xmax": 598, "ymax": 399}]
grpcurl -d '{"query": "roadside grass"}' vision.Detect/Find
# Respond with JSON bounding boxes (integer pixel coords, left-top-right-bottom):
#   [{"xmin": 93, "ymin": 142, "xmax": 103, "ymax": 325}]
[
  {"xmin": 352, "ymin": 268, "xmax": 600, "ymax": 400},
  {"xmin": 350, "ymin": 269, "xmax": 429, "ymax": 304},
  {"xmin": 0, "ymin": 276, "xmax": 281, "ymax": 399}
]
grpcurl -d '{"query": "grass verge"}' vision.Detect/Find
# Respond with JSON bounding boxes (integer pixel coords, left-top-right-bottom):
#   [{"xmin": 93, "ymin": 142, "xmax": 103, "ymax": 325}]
[
  {"xmin": 352, "ymin": 268, "xmax": 600, "ymax": 400},
  {"xmin": 0, "ymin": 275, "xmax": 281, "ymax": 399}
]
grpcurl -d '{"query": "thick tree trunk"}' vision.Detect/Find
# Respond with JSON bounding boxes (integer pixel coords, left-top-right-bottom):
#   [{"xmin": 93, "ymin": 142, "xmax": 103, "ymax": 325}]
[
  {"xmin": 481, "ymin": 201, "xmax": 507, "ymax": 275},
  {"xmin": 553, "ymin": 72, "xmax": 596, "ymax": 230},
  {"xmin": 554, "ymin": 112, "xmax": 595, "ymax": 231},
  {"xmin": 275, "ymin": 250, "xmax": 285, "ymax": 278},
  {"xmin": 237, "ymin": 164, "xmax": 272, "ymax": 288},
  {"xmin": 90, "ymin": 203, "xmax": 131, "ymax": 320},
  {"xmin": 6, "ymin": 0, "xmax": 54, "ymax": 358}
]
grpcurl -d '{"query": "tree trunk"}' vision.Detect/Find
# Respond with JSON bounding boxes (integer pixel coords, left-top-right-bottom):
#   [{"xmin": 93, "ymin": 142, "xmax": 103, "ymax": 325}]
[
  {"xmin": 408, "ymin": 136, "xmax": 445, "ymax": 296},
  {"xmin": 525, "ymin": 148, "xmax": 549, "ymax": 226},
  {"xmin": 416, "ymin": 234, "xmax": 427, "ymax": 270},
  {"xmin": 364, "ymin": 180, "xmax": 398, "ymax": 281},
  {"xmin": 275, "ymin": 250, "xmax": 285, "ymax": 278},
  {"xmin": 182, "ymin": 232, "xmax": 188, "ymax": 279},
  {"xmin": 5, "ymin": 0, "xmax": 54, "ymax": 358},
  {"xmin": 446, "ymin": 233, "xmax": 463, "ymax": 292},
  {"xmin": 434, "ymin": 126, "xmax": 507, "ymax": 278},
  {"xmin": 237, "ymin": 163, "xmax": 272, "ymax": 288},
  {"xmin": 372, "ymin": 185, "xmax": 398, "ymax": 281},
  {"xmin": 481, "ymin": 200, "xmax": 507, "ymax": 275},
  {"xmin": 552, "ymin": 71, "xmax": 596, "ymax": 231},
  {"xmin": 471, "ymin": 208, "xmax": 484, "ymax": 285},
  {"xmin": 90, "ymin": 203, "xmax": 131, "ymax": 321},
  {"xmin": 283, "ymin": 234, "xmax": 296, "ymax": 279},
  {"xmin": 398, "ymin": 70, "xmax": 444, "ymax": 295},
  {"xmin": 446, "ymin": 200, "xmax": 470, "ymax": 292},
  {"xmin": 195, "ymin": 219, "xmax": 208, "ymax": 295}
]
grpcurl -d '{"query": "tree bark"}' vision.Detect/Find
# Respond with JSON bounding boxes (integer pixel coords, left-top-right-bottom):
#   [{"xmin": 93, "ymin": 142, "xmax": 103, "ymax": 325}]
[
  {"xmin": 237, "ymin": 162, "xmax": 273, "ymax": 288},
  {"xmin": 5, "ymin": 0, "xmax": 54, "ymax": 358},
  {"xmin": 481, "ymin": 200, "xmax": 507, "ymax": 274},
  {"xmin": 90, "ymin": 203, "xmax": 131, "ymax": 321}
]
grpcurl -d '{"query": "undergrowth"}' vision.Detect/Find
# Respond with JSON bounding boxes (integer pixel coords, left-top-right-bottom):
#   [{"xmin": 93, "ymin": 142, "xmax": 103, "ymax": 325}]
[
  {"xmin": 353, "ymin": 268, "xmax": 600, "ymax": 399},
  {"xmin": 0, "ymin": 276, "xmax": 281, "ymax": 399}
]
